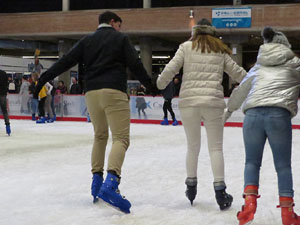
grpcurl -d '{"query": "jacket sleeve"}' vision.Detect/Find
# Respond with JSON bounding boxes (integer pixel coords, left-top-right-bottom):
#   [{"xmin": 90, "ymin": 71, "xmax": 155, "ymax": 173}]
[
  {"xmin": 227, "ymin": 70, "xmax": 255, "ymax": 113},
  {"xmin": 45, "ymin": 82, "xmax": 53, "ymax": 95},
  {"xmin": 157, "ymin": 44, "xmax": 184, "ymax": 90},
  {"xmin": 224, "ymin": 54, "xmax": 247, "ymax": 83},
  {"xmin": 38, "ymin": 38, "xmax": 85, "ymax": 87},
  {"xmin": 287, "ymin": 56, "xmax": 300, "ymax": 73},
  {"xmin": 122, "ymin": 36, "xmax": 153, "ymax": 90}
]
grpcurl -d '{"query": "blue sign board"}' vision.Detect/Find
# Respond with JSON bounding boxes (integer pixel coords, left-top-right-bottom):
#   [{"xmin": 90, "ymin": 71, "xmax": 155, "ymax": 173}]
[{"xmin": 212, "ymin": 7, "xmax": 252, "ymax": 28}]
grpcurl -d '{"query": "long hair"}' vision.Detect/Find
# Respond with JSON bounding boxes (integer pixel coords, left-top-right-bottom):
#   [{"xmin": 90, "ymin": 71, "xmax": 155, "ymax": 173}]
[{"xmin": 191, "ymin": 34, "xmax": 232, "ymax": 55}]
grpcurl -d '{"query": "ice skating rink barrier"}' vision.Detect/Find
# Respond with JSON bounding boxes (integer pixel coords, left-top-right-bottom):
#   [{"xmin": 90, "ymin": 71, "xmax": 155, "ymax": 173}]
[{"xmin": 2, "ymin": 94, "xmax": 300, "ymax": 129}]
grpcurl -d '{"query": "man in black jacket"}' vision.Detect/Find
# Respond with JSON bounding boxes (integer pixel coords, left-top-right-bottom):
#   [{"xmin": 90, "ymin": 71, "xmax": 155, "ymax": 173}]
[
  {"xmin": 0, "ymin": 70, "xmax": 11, "ymax": 136},
  {"xmin": 34, "ymin": 11, "xmax": 157, "ymax": 214},
  {"xmin": 69, "ymin": 77, "xmax": 82, "ymax": 94}
]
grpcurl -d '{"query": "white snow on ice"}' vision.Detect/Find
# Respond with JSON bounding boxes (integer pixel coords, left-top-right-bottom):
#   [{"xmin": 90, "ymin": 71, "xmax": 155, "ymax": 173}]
[{"xmin": 1, "ymin": 120, "xmax": 300, "ymax": 225}]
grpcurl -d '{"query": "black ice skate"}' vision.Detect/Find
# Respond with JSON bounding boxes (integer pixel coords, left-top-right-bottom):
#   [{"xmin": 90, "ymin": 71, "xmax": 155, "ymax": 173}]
[
  {"xmin": 215, "ymin": 188, "xmax": 233, "ymax": 210},
  {"xmin": 185, "ymin": 177, "xmax": 197, "ymax": 205}
]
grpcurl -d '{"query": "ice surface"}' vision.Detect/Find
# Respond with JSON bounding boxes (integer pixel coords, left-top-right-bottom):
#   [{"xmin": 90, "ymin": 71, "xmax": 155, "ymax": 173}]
[{"xmin": 1, "ymin": 120, "xmax": 300, "ymax": 225}]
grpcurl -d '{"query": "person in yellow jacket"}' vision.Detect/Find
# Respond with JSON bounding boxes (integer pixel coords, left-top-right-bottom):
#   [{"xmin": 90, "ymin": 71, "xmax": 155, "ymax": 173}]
[{"xmin": 36, "ymin": 81, "xmax": 48, "ymax": 124}]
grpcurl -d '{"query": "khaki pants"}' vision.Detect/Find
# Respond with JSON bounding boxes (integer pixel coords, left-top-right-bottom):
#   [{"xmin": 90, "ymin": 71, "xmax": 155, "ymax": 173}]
[
  {"xmin": 180, "ymin": 107, "xmax": 225, "ymax": 183},
  {"xmin": 85, "ymin": 89, "xmax": 130, "ymax": 176}
]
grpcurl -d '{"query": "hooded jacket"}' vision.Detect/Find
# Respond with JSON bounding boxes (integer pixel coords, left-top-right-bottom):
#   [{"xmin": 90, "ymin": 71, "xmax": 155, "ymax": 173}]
[
  {"xmin": 157, "ymin": 41, "xmax": 246, "ymax": 109},
  {"xmin": 227, "ymin": 43, "xmax": 300, "ymax": 117}
]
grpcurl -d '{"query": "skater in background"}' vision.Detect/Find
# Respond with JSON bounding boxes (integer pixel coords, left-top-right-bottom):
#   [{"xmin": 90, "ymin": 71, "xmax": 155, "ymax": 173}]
[
  {"xmin": 160, "ymin": 76, "xmax": 180, "ymax": 126},
  {"xmin": 56, "ymin": 80, "xmax": 67, "ymax": 94},
  {"xmin": 70, "ymin": 77, "xmax": 82, "ymax": 94},
  {"xmin": 33, "ymin": 57, "xmax": 43, "ymax": 74},
  {"xmin": 44, "ymin": 82, "xmax": 55, "ymax": 123},
  {"xmin": 7, "ymin": 76, "xmax": 16, "ymax": 93},
  {"xmin": 0, "ymin": 70, "xmax": 11, "ymax": 136},
  {"xmin": 36, "ymin": 81, "xmax": 48, "ymax": 124},
  {"xmin": 135, "ymin": 89, "xmax": 147, "ymax": 119},
  {"xmin": 34, "ymin": 11, "xmax": 158, "ymax": 214},
  {"xmin": 19, "ymin": 75, "xmax": 30, "ymax": 114},
  {"xmin": 29, "ymin": 72, "xmax": 39, "ymax": 121},
  {"xmin": 157, "ymin": 18, "xmax": 246, "ymax": 209},
  {"xmin": 224, "ymin": 27, "xmax": 300, "ymax": 225}
]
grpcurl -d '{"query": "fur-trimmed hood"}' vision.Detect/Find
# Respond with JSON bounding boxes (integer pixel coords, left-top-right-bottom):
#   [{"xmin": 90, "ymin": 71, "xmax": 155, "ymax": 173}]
[{"xmin": 191, "ymin": 24, "xmax": 216, "ymax": 36}]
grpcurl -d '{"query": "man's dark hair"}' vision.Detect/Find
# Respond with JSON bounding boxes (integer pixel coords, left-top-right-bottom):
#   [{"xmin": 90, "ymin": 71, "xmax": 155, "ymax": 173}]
[{"xmin": 98, "ymin": 11, "xmax": 122, "ymax": 24}]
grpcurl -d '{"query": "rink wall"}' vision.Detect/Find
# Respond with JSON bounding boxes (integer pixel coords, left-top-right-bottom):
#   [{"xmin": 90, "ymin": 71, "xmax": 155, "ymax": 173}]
[{"xmin": 2, "ymin": 94, "xmax": 300, "ymax": 129}]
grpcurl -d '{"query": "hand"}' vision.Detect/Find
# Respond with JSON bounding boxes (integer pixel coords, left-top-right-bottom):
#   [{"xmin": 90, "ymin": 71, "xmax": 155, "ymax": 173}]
[
  {"xmin": 223, "ymin": 109, "xmax": 232, "ymax": 124},
  {"xmin": 149, "ymin": 85, "xmax": 160, "ymax": 97}
]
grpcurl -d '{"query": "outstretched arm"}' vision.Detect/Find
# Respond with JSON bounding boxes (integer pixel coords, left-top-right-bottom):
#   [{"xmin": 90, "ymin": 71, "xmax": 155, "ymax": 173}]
[
  {"xmin": 157, "ymin": 44, "xmax": 184, "ymax": 90},
  {"xmin": 224, "ymin": 54, "xmax": 247, "ymax": 83},
  {"xmin": 34, "ymin": 39, "xmax": 84, "ymax": 98},
  {"xmin": 227, "ymin": 71, "xmax": 255, "ymax": 113},
  {"xmin": 123, "ymin": 36, "xmax": 154, "ymax": 90}
]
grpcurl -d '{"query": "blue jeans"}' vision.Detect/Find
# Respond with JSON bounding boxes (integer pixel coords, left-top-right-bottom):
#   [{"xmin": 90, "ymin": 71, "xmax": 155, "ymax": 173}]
[
  {"xmin": 31, "ymin": 98, "xmax": 38, "ymax": 115},
  {"xmin": 243, "ymin": 107, "xmax": 293, "ymax": 197}
]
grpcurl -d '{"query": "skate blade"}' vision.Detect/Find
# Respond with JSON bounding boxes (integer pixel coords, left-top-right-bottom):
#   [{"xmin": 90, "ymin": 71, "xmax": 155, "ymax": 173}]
[
  {"xmin": 99, "ymin": 198, "xmax": 130, "ymax": 214},
  {"xmin": 93, "ymin": 197, "xmax": 99, "ymax": 203},
  {"xmin": 220, "ymin": 203, "xmax": 232, "ymax": 211}
]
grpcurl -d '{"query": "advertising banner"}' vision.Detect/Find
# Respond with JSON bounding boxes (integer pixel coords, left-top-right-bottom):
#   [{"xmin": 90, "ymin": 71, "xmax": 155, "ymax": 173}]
[{"xmin": 212, "ymin": 7, "xmax": 252, "ymax": 28}]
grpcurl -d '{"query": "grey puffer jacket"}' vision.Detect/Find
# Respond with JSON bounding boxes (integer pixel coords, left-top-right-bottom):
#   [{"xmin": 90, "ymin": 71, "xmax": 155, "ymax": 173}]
[
  {"xmin": 227, "ymin": 43, "xmax": 300, "ymax": 117},
  {"xmin": 157, "ymin": 41, "xmax": 246, "ymax": 109}
]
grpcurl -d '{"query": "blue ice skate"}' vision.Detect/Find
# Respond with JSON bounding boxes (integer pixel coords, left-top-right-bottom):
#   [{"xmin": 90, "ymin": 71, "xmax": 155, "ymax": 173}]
[
  {"xmin": 6, "ymin": 124, "xmax": 11, "ymax": 136},
  {"xmin": 87, "ymin": 114, "xmax": 91, "ymax": 123},
  {"xmin": 36, "ymin": 117, "xmax": 46, "ymax": 124},
  {"xmin": 47, "ymin": 118, "xmax": 55, "ymax": 123},
  {"xmin": 98, "ymin": 173, "xmax": 131, "ymax": 214},
  {"xmin": 172, "ymin": 119, "xmax": 179, "ymax": 126},
  {"xmin": 160, "ymin": 118, "xmax": 169, "ymax": 125},
  {"xmin": 91, "ymin": 173, "xmax": 103, "ymax": 203}
]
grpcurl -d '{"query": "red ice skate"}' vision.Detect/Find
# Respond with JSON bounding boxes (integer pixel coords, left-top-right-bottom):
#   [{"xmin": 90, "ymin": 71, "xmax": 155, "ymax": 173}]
[
  {"xmin": 278, "ymin": 197, "xmax": 300, "ymax": 225},
  {"xmin": 237, "ymin": 185, "xmax": 260, "ymax": 225}
]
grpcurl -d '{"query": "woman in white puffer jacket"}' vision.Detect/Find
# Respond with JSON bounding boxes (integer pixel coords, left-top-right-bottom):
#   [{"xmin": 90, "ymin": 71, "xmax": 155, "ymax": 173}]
[{"xmin": 157, "ymin": 18, "xmax": 246, "ymax": 209}]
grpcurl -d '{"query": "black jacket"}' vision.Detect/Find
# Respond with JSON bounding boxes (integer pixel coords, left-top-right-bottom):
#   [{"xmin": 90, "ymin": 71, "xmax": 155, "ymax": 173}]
[
  {"xmin": 0, "ymin": 70, "xmax": 8, "ymax": 96},
  {"xmin": 70, "ymin": 83, "xmax": 82, "ymax": 94},
  {"xmin": 36, "ymin": 26, "xmax": 154, "ymax": 95}
]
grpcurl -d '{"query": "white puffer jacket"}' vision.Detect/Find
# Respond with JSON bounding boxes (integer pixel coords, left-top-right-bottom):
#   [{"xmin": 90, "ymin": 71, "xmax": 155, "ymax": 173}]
[{"xmin": 157, "ymin": 41, "xmax": 246, "ymax": 109}]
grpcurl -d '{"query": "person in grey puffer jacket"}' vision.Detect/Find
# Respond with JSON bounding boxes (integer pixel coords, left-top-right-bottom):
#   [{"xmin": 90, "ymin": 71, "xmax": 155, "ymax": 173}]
[
  {"xmin": 157, "ymin": 18, "xmax": 247, "ymax": 209},
  {"xmin": 225, "ymin": 27, "xmax": 300, "ymax": 225}
]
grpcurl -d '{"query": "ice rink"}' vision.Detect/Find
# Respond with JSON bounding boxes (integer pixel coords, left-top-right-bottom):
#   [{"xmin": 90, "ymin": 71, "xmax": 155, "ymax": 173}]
[{"xmin": 1, "ymin": 119, "xmax": 300, "ymax": 225}]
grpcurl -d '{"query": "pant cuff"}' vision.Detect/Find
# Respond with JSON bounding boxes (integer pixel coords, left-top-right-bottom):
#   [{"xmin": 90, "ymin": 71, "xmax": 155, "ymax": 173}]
[{"xmin": 213, "ymin": 181, "xmax": 226, "ymax": 190}]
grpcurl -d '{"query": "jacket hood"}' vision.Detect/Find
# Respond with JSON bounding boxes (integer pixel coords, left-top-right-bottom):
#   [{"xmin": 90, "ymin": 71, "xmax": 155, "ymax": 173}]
[
  {"xmin": 191, "ymin": 25, "xmax": 216, "ymax": 37},
  {"xmin": 257, "ymin": 43, "xmax": 295, "ymax": 66}
]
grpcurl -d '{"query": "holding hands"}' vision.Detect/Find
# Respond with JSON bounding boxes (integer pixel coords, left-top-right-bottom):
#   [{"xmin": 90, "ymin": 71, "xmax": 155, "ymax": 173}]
[{"xmin": 223, "ymin": 109, "xmax": 232, "ymax": 124}]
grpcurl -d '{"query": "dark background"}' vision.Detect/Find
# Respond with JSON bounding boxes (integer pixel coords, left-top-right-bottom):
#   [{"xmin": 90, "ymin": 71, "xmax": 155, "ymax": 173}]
[{"xmin": 0, "ymin": 0, "xmax": 299, "ymax": 13}]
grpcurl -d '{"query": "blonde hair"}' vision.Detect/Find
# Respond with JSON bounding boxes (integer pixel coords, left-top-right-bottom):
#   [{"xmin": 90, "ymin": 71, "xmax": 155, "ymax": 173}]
[
  {"xmin": 31, "ymin": 72, "xmax": 39, "ymax": 82},
  {"xmin": 191, "ymin": 34, "xmax": 232, "ymax": 55}
]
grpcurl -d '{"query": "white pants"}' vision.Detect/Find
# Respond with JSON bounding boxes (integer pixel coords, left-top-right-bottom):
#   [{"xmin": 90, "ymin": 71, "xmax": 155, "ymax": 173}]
[{"xmin": 180, "ymin": 107, "xmax": 225, "ymax": 183}]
